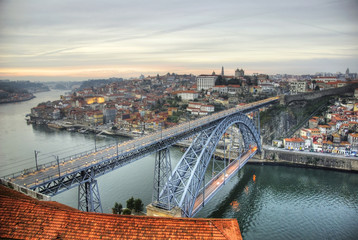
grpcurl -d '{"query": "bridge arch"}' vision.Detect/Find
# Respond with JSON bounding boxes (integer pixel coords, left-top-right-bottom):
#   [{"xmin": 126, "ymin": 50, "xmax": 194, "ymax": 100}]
[{"xmin": 157, "ymin": 112, "xmax": 261, "ymax": 217}]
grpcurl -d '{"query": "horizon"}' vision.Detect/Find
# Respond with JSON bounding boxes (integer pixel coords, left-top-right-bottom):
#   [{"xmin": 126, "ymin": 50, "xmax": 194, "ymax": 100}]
[
  {"xmin": 1, "ymin": 0, "xmax": 357, "ymax": 82},
  {"xmin": 0, "ymin": 67, "xmax": 355, "ymax": 83}
]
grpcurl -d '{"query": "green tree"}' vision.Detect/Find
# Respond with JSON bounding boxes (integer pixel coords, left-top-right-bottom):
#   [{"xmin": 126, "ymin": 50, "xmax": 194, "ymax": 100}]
[
  {"xmin": 122, "ymin": 208, "xmax": 132, "ymax": 215},
  {"xmin": 126, "ymin": 196, "xmax": 135, "ymax": 210},
  {"xmin": 112, "ymin": 202, "xmax": 123, "ymax": 214},
  {"xmin": 133, "ymin": 198, "xmax": 144, "ymax": 212},
  {"xmin": 215, "ymin": 76, "xmax": 227, "ymax": 85}
]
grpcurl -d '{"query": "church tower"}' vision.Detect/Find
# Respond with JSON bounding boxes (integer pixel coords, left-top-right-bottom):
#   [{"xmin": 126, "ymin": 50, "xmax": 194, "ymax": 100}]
[{"xmin": 221, "ymin": 66, "xmax": 224, "ymax": 76}]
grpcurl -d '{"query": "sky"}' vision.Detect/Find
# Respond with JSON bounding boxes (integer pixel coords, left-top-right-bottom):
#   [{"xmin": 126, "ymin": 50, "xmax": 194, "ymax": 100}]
[{"xmin": 0, "ymin": 0, "xmax": 357, "ymax": 81}]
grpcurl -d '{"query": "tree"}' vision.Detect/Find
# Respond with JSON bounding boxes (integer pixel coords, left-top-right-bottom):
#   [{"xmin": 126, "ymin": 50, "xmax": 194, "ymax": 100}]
[
  {"xmin": 314, "ymin": 86, "xmax": 320, "ymax": 91},
  {"xmin": 122, "ymin": 208, "xmax": 132, "ymax": 215},
  {"xmin": 126, "ymin": 196, "xmax": 135, "ymax": 210},
  {"xmin": 228, "ymin": 78, "xmax": 241, "ymax": 85},
  {"xmin": 133, "ymin": 198, "xmax": 144, "ymax": 212},
  {"xmin": 112, "ymin": 202, "xmax": 122, "ymax": 214},
  {"xmin": 215, "ymin": 76, "xmax": 227, "ymax": 86}
]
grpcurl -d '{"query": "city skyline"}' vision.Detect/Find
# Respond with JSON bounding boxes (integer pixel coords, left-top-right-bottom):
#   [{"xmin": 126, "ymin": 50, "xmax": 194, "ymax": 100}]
[{"xmin": 0, "ymin": 0, "xmax": 357, "ymax": 81}]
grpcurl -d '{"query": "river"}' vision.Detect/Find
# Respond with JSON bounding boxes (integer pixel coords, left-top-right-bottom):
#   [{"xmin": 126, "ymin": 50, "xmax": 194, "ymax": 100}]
[{"xmin": 0, "ymin": 90, "xmax": 357, "ymax": 239}]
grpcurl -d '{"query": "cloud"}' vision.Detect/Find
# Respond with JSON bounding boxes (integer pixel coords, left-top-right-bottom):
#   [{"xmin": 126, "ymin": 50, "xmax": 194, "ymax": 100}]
[{"xmin": 0, "ymin": 0, "xmax": 357, "ymax": 81}]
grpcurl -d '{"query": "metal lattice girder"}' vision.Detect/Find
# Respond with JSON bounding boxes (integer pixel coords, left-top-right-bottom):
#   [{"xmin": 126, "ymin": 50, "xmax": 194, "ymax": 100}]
[
  {"xmin": 152, "ymin": 147, "xmax": 172, "ymax": 209},
  {"xmin": 159, "ymin": 113, "xmax": 261, "ymax": 217},
  {"xmin": 78, "ymin": 178, "xmax": 103, "ymax": 213},
  {"xmin": 157, "ymin": 127, "xmax": 216, "ymax": 211}
]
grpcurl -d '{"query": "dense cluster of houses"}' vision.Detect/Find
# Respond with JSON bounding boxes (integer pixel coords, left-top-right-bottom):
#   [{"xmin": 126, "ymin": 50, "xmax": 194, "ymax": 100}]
[
  {"xmin": 30, "ymin": 75, "xmax": 198, "ymax": 132},
  {"xmin": 29, "ymin": 68, "xmax": 357, "ymax": 138},
  {"xmin": 280, "ymin": 96, "xmax": 358, "ymax": 156}
]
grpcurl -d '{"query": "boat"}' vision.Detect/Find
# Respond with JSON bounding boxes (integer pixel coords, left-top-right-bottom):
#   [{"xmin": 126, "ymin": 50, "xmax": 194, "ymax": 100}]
[{"xmin": 47, "ymin": 123, "xmax": 65, "ymax": 130}]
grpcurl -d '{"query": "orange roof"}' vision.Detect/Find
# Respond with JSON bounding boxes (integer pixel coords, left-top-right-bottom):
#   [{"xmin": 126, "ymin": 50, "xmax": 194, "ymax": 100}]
[
  {"xmin": 0, "ymin": 185, "xmax": 242, "ymax": 240},
  {"xmin": 284, "ymin": 137, "xmax": 304, "ymax": 142}
]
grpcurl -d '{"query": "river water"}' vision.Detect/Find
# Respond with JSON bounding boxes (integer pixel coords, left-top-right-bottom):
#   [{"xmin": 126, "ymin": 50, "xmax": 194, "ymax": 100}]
[{"xmin": 0, "ymin": 90, "xmax": 357, "ymax": 239}]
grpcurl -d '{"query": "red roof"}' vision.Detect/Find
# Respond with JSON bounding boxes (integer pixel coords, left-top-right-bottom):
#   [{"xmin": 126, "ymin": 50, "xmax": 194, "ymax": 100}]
[
  {"xmin": 284, "ymin": 137, "xmax": 304, "ymax": 142},
  {"xmin": 0, "ymin": 184, "xmax": 242, "ymax": 240}
]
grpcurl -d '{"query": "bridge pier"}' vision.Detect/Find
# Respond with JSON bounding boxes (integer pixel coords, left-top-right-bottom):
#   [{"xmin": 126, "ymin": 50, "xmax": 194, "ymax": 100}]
[
  {"xmin": 152, "ymin": 147, "xmax": 172, "ymax": 210},
  {"xmin": 78, "ymin": 178, "xmax": 103, "ymax": 213}
]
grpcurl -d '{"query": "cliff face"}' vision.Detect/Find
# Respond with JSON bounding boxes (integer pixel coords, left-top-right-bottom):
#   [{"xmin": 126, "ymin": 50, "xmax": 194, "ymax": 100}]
[
  {"xmin": 260, "ymin": 98, "xmax": 328, "ymax": 144},
  {"xmin": 261, "ymin": 105, "xmax": 297, "ymax": 144}
]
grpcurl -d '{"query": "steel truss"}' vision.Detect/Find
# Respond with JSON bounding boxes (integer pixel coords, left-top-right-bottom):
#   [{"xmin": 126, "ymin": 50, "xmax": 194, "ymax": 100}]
[
  {"xmin": 158, "ymin": 113, "xmax": 261, "ymax": 217},
  {"xmin": 78, "ymin": 178, "xmax": 102, "ymax": 212},
  {"xmin": 152, "ymin": 147, "xmax": 172, "ymax": 209}
]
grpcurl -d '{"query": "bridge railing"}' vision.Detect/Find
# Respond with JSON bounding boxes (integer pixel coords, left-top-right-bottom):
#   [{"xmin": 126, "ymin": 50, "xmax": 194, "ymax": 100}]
[{"xmin": 1, "ymin": 143, "xmax": 113, "ymax": 181}]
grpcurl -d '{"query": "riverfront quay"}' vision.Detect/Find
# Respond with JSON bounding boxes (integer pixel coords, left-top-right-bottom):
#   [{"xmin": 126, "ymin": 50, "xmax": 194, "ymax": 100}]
[
  {"xmin": 257, "ymin": 146, "xmax": 358, "ymax": 172},
  {"xmin": 1, "ymin": 90, "xmax": 358, "ymax": 239}
]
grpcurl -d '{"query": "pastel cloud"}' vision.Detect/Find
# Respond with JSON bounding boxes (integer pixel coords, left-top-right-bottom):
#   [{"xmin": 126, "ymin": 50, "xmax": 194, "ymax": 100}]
[{"xmin": 0, "ymin": 0, "xmax": 357, "ymax": 81}]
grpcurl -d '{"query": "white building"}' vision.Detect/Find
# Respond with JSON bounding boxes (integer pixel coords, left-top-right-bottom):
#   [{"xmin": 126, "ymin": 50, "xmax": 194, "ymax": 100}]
[
  {"xmin": 312, "ymin": 76, "xmax": 338, "ymax": 83},
  {"xmin": 175, "ymin": 90, "xmax": 198, "ymax": 101},
  {"xmin": 289, "ymin": 81, "xmax": 307, "ymax": 94},
  {"xmin": 187, "ymin": 102, "xmax": 215, "ymax": 116},
  {"xmin": 196, "ymin": 75, "xmax": 218, "ymax": 90},
  {"xmin": 213, "ymin": 85, "xmax": 228, "ymax": 94}
]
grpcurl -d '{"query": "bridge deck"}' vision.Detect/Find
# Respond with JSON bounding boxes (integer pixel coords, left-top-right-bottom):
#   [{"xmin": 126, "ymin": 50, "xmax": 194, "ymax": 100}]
[
  {"xmin": 5, "ymin": 97, "xmax": 278, "ymax": 192},
  {"xmin": 192, "ymin": 147, "xmax": 257, "ymax": 216}
]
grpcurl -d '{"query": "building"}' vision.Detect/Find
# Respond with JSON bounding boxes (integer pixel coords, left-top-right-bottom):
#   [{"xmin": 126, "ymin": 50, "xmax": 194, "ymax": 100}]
[
  {"xmin": 312, "ymin": 76, "xmax": 338, "ymax": 83},
  {"xmin": 187, "ymin": 102, "xmax": 215, "ymax": 116},
  {"xmin": 175, "ymin": 90, "xmax": 198, "ymax": 101},
  {"xmin": 0, "ymin": 183, "xmax": 242, "ymax": 240},
  {"xmin": 235, "ymin": 68, "xmax": 244, "ymax": 78},
  {"xmin": 348, "ymin": 133, "xmax": 358, "ymax": 147},
  {"xmin": 103, "ymin": 108, "xmax": 117, "ymax": 124},
  {"xmin": 283, "ymin": 137, "xmax": 305, "ymax": 150},
  {"xmin": 196, "ymin": 75, "xmax": 218, "ymax": 90},
  {"xmin": 354, "ymin": 88, "xmax": 358, "ymax": 98},
  {"xmin": 227, "ymin": 85, "xmax": 241, "ymax": 95},
  {"xmin": 289, "ymin": 80, "xmax": 307, "ymax": 94},
  {"xmin": 213, "ymin": 85, "xmax": 228, "ymax": 94}
]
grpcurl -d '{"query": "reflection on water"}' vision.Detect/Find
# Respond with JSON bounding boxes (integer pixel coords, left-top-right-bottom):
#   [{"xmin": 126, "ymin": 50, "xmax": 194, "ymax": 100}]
[{"xmin": 203, "ymin": 165, "xmax": 358, "ymax": 240}]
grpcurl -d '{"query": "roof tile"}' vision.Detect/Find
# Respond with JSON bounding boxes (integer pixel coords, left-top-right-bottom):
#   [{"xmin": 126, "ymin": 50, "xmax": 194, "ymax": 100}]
[{"xmin": 0, "ymin": 185, "xmax": 242, "ymax": 240}]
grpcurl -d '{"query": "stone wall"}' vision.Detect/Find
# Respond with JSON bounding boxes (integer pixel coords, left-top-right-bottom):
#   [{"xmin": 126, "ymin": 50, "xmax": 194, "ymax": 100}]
[
  {"xmin": 284, "ymin": 83, "xmax": 358, "ymax": 104},
  {"xmin": 254, "ymin": 148, "xmax": 358, "ymax": 172},
  {"xmin": 0, "ymin": 178, "xmax": 51, "ymax": 201}
]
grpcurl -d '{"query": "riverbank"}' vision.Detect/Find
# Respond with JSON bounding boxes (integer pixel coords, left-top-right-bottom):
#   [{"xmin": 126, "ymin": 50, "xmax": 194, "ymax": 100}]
[
  {"xmin": 255, "ymin": 146, "xmax": 358, "ymax": 172},
  {"xmin": 28, "ymin": 119, "xmax": 142, "ymax": 138},
  {"xmin": 176, "ymin": 141, "xmax": 358, "ymax": 172},
  {"xmin": 0, "ymin": 94, "xmax": 35, "ymax": 104}
]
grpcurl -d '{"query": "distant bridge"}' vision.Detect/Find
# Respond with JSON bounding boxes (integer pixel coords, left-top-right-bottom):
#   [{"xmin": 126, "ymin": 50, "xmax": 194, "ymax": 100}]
[{"xmin": 3, "ymin": 97, "xmax": 279, "ymax": 217}]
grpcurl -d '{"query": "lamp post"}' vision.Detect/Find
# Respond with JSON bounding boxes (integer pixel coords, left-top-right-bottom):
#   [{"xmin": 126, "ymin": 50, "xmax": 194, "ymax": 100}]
[
  {"xmin": 94, "ymin": 124, "xmax": 97, "ymax": 152},
  {"xmin": 53, "ymin": 155, "xmax": 60, "ymax": 177},
  {"xmin": 160, "ymin": 122, "xmax": 163, "ymax": 140},
  {"xmin": 34, "ymin": 150, "xmax": 40, "ymax": 171},
  {"xmin": 116, "ymin": 138, "xmax": 119, "ymax": 158}
]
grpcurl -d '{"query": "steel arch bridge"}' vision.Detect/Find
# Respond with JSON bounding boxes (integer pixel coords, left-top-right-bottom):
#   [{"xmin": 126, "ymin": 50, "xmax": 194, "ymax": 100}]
[
  {"xmin": 152, "ymin": 112, "xmax": 261, "ymax": 217},
  {"xmin": 3, "ymin": 97, "xmax": 279, "ymax": 215}
]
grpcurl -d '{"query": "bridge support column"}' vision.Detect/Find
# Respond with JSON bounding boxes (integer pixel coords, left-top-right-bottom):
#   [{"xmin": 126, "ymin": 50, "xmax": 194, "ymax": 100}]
[
  {"xmin": 152, "ymin": 147, "xmax": 172, "ymax": 209},
  {"xmin": 78, "ymin": 179, "xmax": 103, "ymax": 213}
]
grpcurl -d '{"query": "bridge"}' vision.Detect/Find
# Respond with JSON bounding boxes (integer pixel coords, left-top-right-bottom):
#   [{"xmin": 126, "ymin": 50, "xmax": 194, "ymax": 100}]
[{"xmin": 2, "ymin": 97, "xmax": 279, "ymax": 217}]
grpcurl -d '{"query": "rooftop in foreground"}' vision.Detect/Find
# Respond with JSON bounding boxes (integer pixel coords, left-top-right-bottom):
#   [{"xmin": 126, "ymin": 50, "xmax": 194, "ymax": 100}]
[{"xmin": 0, "ymin": 184, "xmax": 242, "ymax": 240}]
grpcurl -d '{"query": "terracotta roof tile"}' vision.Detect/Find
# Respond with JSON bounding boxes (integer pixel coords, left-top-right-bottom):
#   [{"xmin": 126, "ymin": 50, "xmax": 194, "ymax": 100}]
[{"xmin": 0, "ymin": 185, "xmax": 242, "ymax": 240}]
